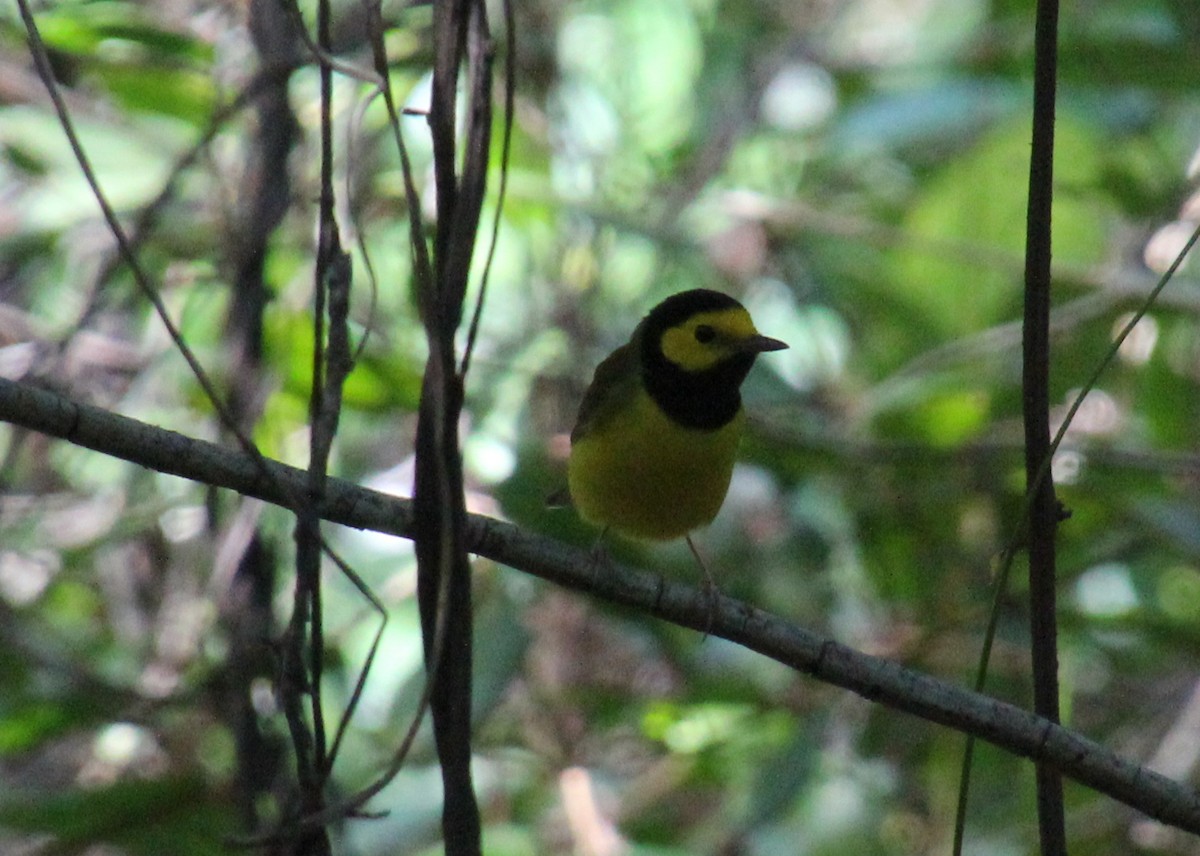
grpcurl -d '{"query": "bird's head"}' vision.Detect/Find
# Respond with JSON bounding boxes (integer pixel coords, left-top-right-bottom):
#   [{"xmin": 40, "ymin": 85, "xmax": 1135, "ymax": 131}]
[{"xmin": 643, "ymin": 289, "xmax": 787, "ymax": 375}]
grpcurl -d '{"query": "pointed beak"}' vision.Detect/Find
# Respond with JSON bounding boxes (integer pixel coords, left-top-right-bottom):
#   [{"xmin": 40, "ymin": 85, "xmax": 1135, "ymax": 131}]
[{"xmin": 743, "ymin": 333, "xmax": 788, "ymax": 353}]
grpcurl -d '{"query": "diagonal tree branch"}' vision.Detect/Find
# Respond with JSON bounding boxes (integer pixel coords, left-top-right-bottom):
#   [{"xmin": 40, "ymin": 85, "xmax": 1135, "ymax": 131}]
[{"xmin": 2, "ymin": 375, "xmax": 1199, "ymax": 836}]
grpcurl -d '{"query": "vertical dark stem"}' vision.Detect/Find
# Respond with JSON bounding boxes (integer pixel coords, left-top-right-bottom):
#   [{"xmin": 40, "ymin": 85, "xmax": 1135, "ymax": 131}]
[
  {"xmin": 428, "ymin": 0, "xmax": 470, "ymax": 295},
  {"xmin": 302, "ymin": 0, "xmax": 340, "ymax": 783},
  {"xmin": 414, "ymin": 368, "xmax": 479, "ymax": 854},
  {"xmin": 1023, "ymin": 0, "xmax": 1066, "ymax": 853},
  {"xmin": 411, "ymin": 1, "xmax": 491, "ymax": 853}
]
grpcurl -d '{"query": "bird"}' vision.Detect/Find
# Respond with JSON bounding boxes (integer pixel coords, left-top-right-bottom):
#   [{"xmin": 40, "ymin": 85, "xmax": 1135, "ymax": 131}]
[{"xmin": 565, "ymin": 288, "xmax": 787, "ymax": 575}]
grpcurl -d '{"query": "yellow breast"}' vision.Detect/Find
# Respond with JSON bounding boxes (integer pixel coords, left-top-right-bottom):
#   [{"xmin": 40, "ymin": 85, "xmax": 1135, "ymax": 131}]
[{"xmin": 567, "ymin": 388, "xmax": 745, "ymax": 541}]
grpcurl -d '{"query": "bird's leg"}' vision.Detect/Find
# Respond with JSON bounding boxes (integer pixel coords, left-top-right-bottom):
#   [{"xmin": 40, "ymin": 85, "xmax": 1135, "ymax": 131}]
[
  {"xmin": 590, "ymin": 526, "xmax": 610, "ymax": 558},
  {"xmin": 686, "ymin": 534, "xmax": 719, "ymax": 637},
  {"xmin": 587, "ymin": 526, "xmax": 612, "ymax": 585}
]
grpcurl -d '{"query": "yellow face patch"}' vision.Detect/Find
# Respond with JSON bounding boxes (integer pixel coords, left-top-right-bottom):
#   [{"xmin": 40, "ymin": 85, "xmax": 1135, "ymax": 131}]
[{"xmin": 658, "ymin": 307, "xmax": 760, "ymax": 372}]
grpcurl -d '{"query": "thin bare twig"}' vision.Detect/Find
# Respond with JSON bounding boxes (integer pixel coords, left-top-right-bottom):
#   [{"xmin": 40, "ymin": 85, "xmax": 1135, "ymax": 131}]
[{"xmin": 460, "ymin": 0, "xmax": 515, "ymax": 379}]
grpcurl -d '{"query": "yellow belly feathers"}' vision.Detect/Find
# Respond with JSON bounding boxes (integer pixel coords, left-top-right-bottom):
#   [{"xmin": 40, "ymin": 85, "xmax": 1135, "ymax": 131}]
[{"xmin": 567, "ymin": 388, "xmax": 744, "ymax": 541}]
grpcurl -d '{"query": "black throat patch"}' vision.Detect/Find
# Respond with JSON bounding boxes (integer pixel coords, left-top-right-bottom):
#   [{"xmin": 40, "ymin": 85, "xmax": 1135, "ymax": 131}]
[{"xmin": 640, "ymin": 336, "xmax": 755, "ymax": 431}]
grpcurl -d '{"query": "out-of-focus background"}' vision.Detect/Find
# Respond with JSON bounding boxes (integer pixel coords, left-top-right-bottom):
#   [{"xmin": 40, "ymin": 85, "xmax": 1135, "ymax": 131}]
[{"xmin": 2, "ymin": 0, "xmax": 1200, "ymax": 853}]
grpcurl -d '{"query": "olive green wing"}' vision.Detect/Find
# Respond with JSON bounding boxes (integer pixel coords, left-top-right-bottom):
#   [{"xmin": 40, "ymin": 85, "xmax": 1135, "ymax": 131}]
[{"xmin": 570, "ymin": 339, "xmax": 641, "ymax": 443}]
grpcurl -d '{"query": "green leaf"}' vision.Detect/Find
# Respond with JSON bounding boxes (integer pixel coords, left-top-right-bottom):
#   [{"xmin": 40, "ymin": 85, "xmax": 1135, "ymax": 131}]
[
  {"xmin": 888, "ymin": 117, "xmax": 1111, "ymax": 337},
  {"xmin": 91, "ymin": 61, "xmax": 214, "ymax": 123},
  {"xmin": 0, "ymin": 777, "xmax": 230, "ymax": 856}
]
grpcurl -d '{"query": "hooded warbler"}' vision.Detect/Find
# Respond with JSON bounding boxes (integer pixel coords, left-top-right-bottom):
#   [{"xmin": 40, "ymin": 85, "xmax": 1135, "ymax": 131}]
[{"xmin": 566, "ymin": 289, "xmax": 787, "ymax": 544}]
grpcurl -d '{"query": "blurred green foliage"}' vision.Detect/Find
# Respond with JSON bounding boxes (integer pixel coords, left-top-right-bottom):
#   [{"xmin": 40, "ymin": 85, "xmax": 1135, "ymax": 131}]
[{"xmin": 2, "ymin": 0, "xmax": 1200, "ymax": 853}]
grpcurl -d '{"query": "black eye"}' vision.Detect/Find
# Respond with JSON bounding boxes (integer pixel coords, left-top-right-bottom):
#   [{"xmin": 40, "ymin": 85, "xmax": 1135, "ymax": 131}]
[{"xmin": 694, "ymin": 324, "xmax": 716, "ymax": 344}]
